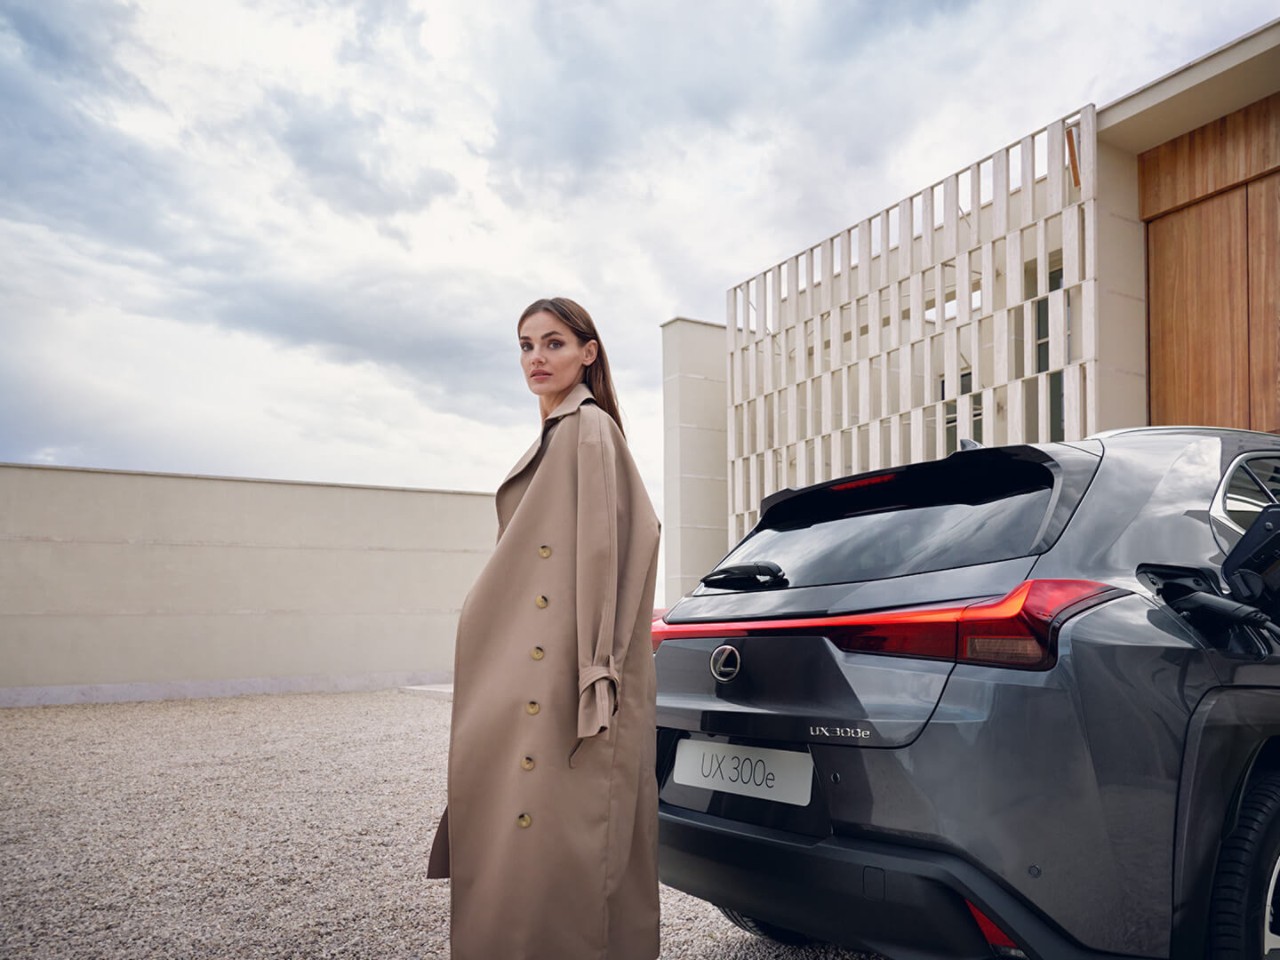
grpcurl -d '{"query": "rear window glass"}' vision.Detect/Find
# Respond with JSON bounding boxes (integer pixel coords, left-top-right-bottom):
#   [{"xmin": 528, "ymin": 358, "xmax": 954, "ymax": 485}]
[{"xmin": 716, "ymin": 454, "xmax": 1058, "ymax": 588}]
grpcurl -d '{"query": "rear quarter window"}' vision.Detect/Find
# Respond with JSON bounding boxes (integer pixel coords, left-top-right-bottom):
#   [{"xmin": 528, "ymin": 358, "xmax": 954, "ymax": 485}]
[{"xmin": 1220, "ymin": 456, "xmax": 1280, "ymax": 531}]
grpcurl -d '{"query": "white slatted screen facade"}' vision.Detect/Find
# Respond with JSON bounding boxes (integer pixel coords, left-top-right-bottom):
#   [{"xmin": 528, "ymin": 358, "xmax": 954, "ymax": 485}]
[{"xmin": 725, "ymin": 107, "xmax": 1099, "ymax": 541}]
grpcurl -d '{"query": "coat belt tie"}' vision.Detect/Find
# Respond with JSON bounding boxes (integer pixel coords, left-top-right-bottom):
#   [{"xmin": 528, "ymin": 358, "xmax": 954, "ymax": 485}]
[{"xmin": 574, "ymin": 658, "xmax": 620, "ymax": 742}]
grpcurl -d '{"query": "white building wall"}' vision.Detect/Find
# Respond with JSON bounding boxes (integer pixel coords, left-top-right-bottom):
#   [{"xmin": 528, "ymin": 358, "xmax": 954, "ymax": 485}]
[
  {"xmin": 662, "ymin": 318, "xmax": 729, "ymax": 604},
  {"xmin": 0, "ymin": 464, "xmax": 495, "ymax": 705},
  {"xmin": 1092, "ymin": 139, "xmax": 1150, "ymax": 425},
  {"xmin": 722, "ymin": 105, "xmax": 1151, "ymax": 539}
]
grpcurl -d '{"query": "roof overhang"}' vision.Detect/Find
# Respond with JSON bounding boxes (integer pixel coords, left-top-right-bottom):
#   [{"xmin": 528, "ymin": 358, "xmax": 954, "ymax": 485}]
[{"xmin": 1098, "ymin": 17, "xmax": 1280, "ymax": 154}]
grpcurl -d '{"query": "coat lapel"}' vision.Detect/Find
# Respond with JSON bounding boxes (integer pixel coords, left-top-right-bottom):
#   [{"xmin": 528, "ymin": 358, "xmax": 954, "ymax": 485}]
[
  {"xmin": 499, "ymin": 436, "xmax": 543, "ymax": 490},
  {"xmin": 496, "ymin": 384, "xmax": 596, "ymax": 496}
]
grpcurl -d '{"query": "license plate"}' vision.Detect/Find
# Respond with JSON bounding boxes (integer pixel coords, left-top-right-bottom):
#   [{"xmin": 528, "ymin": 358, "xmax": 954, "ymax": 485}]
[{"xmin": 672, "ymin": 739, "xmax": 814, "ymax": 807}]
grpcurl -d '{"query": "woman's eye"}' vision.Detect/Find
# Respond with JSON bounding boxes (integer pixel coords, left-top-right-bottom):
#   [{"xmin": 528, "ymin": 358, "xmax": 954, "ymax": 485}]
[
  {"xmin": 548, "ymin": 340, "xmax": 562, "ymax": 349},
  {"xmin": 520, "ymin": 342, "xmax": 531, "ymax": 351}
]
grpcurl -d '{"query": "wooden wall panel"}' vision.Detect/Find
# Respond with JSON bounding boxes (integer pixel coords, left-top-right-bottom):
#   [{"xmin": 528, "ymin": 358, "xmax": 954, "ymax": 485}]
[
  {"xmin": 1252, "ymin": 171, "xmax": 1280, "ymax": 433},
  {"xmin": 1147, "ymin": 187, "xmax": 1249, "ymax": 428},
  {"xmin": 1139, "ymin": 92, "xmax": 1280, "ymax": 221}
]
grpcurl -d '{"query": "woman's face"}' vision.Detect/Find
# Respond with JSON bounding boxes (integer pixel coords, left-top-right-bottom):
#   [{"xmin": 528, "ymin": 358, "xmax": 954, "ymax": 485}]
[{"xmin": 519, "ymin": 310, "xmax": 598, "ymax": 410}]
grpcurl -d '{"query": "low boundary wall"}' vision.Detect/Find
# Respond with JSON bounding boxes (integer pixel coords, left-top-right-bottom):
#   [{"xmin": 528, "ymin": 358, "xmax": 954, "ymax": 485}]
[{"xmin": 0, "ymin": 464, "xmax": 494, "ymax": 706}]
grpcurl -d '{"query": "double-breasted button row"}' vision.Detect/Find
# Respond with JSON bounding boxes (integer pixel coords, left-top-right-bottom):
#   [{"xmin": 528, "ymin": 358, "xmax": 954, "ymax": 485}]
[
  {"xmin": 535, "ymin": 547, "xmax": 552, "ymax": 612},
  {"xmin": 524, "ymin": 549, "xmax": 546, "ymax": 815}
]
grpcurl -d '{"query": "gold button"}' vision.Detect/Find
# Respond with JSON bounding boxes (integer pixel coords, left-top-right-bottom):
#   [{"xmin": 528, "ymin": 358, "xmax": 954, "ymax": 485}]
[
  {"xmin": 526, "ymin": 701, "xmax": 540, "ymax": 715},
  {"xmin": 538, "ymin": 545, "xmax": 552, "ymax": 558},
  {"xmin": 517, "ymin": 813, "xmax": 531, "ymax": 828},
  {"xmin": 535, "ymin": 595, "xmax": 549, "ymax": 609},
  {"xmin": 521, "ymin": 756, "xmax": 535, "ymax": 771},
  {"xmin": 530, "ymin": 646, "xmax": 545, "ymax": 661}
]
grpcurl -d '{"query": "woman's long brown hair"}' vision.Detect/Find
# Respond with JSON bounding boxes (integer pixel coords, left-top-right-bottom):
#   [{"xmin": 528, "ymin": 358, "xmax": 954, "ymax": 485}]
[{"xmin": 518, "ymin": 297, "xmax": 624, "ymax": 437}]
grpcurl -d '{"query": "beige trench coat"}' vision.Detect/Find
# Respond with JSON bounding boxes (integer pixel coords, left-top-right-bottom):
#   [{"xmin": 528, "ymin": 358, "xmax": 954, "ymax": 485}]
[{"xmin": 427, "ymin": 384, "xmax": 661, "ymax": 960}]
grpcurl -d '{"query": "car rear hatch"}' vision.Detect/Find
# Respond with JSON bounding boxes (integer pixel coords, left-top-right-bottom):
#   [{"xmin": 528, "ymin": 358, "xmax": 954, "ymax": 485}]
[{"xmin": 654, "ymin": 443, "xmax": 1102, "ymax": 833}]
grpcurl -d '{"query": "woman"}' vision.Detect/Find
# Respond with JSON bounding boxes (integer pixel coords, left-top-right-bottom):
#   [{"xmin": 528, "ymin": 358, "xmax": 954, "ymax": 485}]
[{"xmin": 427, "ymin": 297, "xmax": 661, "ymax": 960}]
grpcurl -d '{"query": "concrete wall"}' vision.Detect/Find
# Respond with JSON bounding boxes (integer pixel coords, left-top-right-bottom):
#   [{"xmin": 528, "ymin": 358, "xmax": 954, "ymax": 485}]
[
  {"xmin": 0, "ymin": 464, "xmax": 495, "ymax": 706},
  {"xmin": 662, "ymin": 318, "xmax": 729, "ymax": 605}
]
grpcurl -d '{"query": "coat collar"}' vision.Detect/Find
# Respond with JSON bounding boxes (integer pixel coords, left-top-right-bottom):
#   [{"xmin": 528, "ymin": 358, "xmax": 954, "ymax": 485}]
[
  {"xmin": 499, "ymin": 383, "xmax": 596, "ymax": 489},
  {"xmin": 543, "ymin": 382, "xmax": 595, "ymax": 425}
]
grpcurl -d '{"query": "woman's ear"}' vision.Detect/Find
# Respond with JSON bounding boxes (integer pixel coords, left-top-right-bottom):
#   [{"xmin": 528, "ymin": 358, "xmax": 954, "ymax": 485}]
[{"xmin": 582, "ymin": 339, "xmax": 599, "ymax": 366}]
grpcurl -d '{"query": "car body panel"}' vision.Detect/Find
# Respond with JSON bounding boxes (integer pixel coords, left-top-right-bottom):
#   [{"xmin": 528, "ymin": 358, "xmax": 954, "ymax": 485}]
[
  {"xmin": 1170, "ymin": 687, "xmax": 1280, "ymax": 960},
  {"xmin": 658, "ymin": 807, "xmax": 1140, "ymax": 960},
  {"xmin": 655, "ymin": 637, "xmax": 954, "ymax": 748},
  {"xmin": 1028, "ymin": 434, "xmax": 1230, "ymax": 589},
  {"xmin": 656, "ymin": 594, "xmax": 1214, "ymax": 957}
]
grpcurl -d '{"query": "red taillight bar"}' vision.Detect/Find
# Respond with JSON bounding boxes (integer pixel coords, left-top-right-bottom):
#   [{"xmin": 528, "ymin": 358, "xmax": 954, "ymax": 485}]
[{"xmin": 650, "ymin": 579, "xmax": 1124, "ymax": 669}]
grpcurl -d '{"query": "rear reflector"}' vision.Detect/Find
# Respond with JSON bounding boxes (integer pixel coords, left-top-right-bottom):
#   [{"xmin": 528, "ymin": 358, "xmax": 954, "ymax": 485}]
[
  {"xmin": 965, "ymin": 900, "xmax": 1025, "ymax": 956},
  {"xmin": 651, "ymin": 579, "xmax": 1124, "ymax": 669}
]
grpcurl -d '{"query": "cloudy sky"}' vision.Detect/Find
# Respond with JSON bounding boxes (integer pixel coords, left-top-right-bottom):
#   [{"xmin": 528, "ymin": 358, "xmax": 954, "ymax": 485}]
[{"xmin": 2, "ymin": 0, "xmax": 1276, "ymax": 519}]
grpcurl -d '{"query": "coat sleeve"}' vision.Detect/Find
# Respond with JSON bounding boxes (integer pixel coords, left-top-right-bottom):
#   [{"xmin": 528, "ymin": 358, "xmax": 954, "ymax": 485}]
[{"xmin": 573, "ymin": 408, "xmax": 653, "ymax": 742}]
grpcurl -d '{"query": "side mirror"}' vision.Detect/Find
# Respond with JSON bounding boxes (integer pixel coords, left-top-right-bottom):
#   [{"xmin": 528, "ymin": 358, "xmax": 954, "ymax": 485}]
[{"xmin": 1224, "ymin": 503, "xmax": 1280, "ymax": 616}]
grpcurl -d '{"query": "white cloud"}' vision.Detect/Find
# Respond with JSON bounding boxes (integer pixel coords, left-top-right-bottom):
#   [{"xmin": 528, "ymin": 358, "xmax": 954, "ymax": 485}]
[
  {"xmin": 1, "ymin": 235, "xmax": 534, "ymax": 489},
  {"xmin": 1, "ymin": 0, "xmax": 1277, "ymax": 513}
]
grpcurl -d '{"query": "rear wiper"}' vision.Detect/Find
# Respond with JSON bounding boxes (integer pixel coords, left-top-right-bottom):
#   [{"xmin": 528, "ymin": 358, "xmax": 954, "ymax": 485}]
[{"xmin": 700, "ymin": 561, "xmax": 789, "ymax": 591}]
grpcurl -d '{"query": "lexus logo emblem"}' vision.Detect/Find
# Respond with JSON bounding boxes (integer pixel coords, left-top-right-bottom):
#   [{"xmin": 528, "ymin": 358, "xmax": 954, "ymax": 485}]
[{"xmin": 709, "ymin": 645, "xmax": 741, "ymax": 683}]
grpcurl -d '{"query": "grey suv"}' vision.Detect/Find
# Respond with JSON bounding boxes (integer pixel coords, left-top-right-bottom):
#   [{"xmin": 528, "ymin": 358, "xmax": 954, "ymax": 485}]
[{"xmin": 653, "ymin": 427, "xmax": 1280, "ymax": 960}]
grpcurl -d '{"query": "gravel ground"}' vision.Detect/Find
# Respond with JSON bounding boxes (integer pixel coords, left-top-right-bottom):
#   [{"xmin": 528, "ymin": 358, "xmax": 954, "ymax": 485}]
[{"xmin": 0, "ymin": 690, "xmax": 879, "ymax": 960}]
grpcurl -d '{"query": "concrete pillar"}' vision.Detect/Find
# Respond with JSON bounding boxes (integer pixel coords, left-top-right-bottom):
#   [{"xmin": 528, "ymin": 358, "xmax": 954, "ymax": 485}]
[
  {"xmin": 661, "ymin": 318, "xmax": 729, "ymax": 607},
  {"xmin": 1092, "ymin": 139, "xmax": 1149, "ymax": 430}
]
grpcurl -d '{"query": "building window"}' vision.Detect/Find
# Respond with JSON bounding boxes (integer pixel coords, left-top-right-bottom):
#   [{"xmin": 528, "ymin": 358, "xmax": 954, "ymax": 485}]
[
  {"xmin": 1035, "ymin": 299, "xmax": 1050, "ymax": 373},
  {"xmin": 941, "ymin": 371, "xmax": 976, "ymax": 454}
]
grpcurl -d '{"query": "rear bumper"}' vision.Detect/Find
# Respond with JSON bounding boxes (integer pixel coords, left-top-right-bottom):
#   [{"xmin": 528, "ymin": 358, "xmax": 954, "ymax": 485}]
[{"xmin": 658, "ymin": 802, "xmax": 1141, "ymax": 960}]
